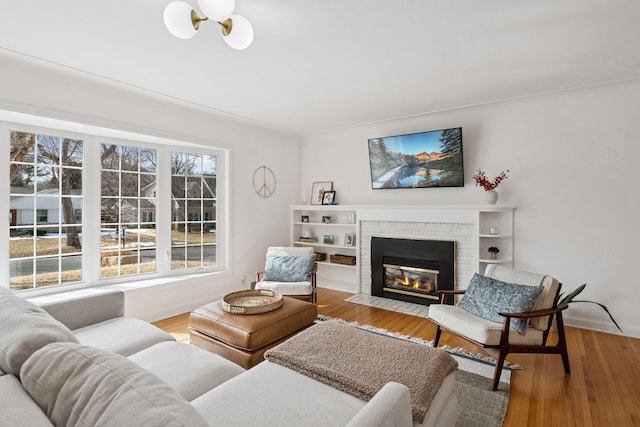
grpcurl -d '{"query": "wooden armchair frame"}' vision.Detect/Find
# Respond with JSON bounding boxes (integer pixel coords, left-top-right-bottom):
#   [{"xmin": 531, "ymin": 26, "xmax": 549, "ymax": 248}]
[{"xmin": 433, "ymin": 285, "xmax": 570, "ymax": 390}]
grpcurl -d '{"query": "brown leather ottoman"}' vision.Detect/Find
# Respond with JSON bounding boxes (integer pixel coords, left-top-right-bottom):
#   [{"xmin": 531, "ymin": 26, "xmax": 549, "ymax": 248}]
[{"xmin": 189, "ymin": 296, "xmax": 317, "ymax": 369}]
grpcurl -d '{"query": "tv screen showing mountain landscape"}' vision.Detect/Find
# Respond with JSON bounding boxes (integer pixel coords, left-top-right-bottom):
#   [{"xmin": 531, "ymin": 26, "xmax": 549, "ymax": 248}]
[{"xmin": 368, "ymin": 127, "xmax": 464, "ymax": 189}]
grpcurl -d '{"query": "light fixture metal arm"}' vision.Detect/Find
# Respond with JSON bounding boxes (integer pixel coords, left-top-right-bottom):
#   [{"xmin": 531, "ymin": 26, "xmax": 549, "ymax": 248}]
[
  {"xmin": 191, "ymin": 10, "xmax": 208, "ymax": 30},
  {"xmin": 219, "ymin": 18, "xmax": 233, "ymax": 36}
]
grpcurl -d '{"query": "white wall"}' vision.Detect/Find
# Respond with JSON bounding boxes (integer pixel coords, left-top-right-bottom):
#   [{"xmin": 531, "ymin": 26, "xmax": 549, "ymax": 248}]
[
  {"xmin": 300, "ymin": 79, "xmax": 640, "ymax": 338},
  {"xmin": 0, "ymin": 51, "xmax": 300, "ymax": 321}
]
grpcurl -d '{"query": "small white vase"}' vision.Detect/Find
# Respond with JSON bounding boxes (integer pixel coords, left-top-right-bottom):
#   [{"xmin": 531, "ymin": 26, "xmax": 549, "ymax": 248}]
[{"xmin": 485, "ymin": 190, "xmax": 499, "ymax": 205}]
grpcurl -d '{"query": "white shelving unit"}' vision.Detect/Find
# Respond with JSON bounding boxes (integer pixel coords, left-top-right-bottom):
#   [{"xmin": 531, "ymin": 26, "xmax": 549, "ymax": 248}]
[
  {"xmin": 291, "ymin": 205, "xmax": 357, "ymax": 292},
  {"xmin": 478, "ymin": 208, "xmax": 514, "ymax": 271}
]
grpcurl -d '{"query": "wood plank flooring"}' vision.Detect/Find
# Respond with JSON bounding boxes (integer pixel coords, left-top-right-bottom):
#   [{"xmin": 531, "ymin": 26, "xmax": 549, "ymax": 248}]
[{"xmin": 153, "ymin": 287, "xmax": 640, "ymax": 427}]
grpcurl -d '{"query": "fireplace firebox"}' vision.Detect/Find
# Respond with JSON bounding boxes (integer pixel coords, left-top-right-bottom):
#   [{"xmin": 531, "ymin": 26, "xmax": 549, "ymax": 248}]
[{"xmin": 371, "ymin": 237, "xmax": 455, "ymax": 305}]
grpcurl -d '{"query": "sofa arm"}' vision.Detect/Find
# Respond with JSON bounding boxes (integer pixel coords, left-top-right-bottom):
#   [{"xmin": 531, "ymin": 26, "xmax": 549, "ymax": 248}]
[
  {"xmin": 37, "ymin": 290, "xmax": 125, "ymax": 330},
  {"xmin": 345, "ymin": 382, "xmax": 413, "ymax": 427}
]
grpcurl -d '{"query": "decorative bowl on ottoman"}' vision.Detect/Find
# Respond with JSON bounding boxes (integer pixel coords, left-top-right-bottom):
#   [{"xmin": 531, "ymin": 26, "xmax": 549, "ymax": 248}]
[{"xmin": 221, "ymin": 290, "xmax": 283, "ymax": 315}]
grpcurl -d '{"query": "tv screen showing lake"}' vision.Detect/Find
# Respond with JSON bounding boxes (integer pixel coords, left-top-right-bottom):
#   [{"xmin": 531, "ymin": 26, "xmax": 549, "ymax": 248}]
[{"xmin": 368, "ymin": 127, "xmax": 464, "ymax": 189}]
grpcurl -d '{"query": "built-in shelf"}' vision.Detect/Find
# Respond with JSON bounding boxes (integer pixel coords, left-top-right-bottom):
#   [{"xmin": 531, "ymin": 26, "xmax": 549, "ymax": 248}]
[
  {"xmin": 293, "ymin": 222, "xmax": 354, "ymax": 227},
  {"xmin": 291, "ymin": 205, "xmax": 358, "ymax": 293},
  {"xmin": 478, "ymin": 208, "xmax": 514, "ymax": 271},
  {"xmin": 317, "ymin": 261, "xmax": 357, "ymax": 269}
]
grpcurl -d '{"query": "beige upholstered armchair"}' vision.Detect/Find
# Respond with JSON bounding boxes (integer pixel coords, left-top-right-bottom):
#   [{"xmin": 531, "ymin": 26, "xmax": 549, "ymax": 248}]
[
  {"xmin": 255, "ymin": 247, "xmax": 317, "ymax": 303},
  {"xmin": 429, "ymin": 264, "xmax": 570, "ymax": 390}
]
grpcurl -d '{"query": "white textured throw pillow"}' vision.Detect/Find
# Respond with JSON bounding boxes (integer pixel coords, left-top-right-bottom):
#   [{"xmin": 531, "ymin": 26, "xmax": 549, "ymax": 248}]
[
  {"xmin": 0, "ymin": 286, "xmax": 78, "ymax": 376},
  {"xmin": 21, "ymin": 342, "xmax": 208, "ymax": 427}
]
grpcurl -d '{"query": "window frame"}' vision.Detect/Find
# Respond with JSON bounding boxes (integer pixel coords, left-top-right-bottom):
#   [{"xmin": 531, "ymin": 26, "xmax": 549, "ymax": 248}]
[{"xmin": 1, "ymin": 121, "xmax": 228, "ymax": 295}]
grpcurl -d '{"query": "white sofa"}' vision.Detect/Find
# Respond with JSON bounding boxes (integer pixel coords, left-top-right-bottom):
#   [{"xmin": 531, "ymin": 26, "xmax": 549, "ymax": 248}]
[{"xmin": 0, "ymin": 286, "xmax": 457, "ymax": 426}]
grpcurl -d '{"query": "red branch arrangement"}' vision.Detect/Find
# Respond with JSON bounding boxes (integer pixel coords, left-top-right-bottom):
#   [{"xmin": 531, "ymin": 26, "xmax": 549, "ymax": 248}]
[{"xmin": 473, "ymin": 169, "xmax": 509, "ymax": 191}]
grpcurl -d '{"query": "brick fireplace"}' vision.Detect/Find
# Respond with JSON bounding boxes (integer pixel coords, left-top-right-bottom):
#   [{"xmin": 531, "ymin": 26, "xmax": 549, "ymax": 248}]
[
  {"xmin": 357, "ymin": 207, "xmax": 477, "ymax": 299},
  {"xmin": 370, "ymin": 237, "xmax": 455, "ymax": 306}
]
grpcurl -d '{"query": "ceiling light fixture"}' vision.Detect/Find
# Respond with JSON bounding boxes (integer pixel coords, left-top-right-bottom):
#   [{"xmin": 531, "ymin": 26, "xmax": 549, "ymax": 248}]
[{"xmin": 163, "ymin": 0, "xmax": 254, "ymax": 50}]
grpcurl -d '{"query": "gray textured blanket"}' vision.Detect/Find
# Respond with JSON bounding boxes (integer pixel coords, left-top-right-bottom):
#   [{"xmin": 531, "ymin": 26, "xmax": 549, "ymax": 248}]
[{"xmin": 264, "ymin": 321, "xmax": 458, "ymax": 423}]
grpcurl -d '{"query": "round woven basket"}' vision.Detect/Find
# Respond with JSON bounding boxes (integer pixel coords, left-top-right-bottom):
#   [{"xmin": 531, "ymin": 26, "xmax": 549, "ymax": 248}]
[{"xmin": 221, "ymin": 290, "xmax": 283, "ymax": 315}]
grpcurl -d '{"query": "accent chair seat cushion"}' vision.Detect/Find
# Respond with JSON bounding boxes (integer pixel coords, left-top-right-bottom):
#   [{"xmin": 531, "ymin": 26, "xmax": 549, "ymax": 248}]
[
  {"xmin": 429, "ymin": 304, "xmax": 544, "ymax": 346},
  {"xmin": 255, "ymin": 280, "xmax": 314, "ymax": 295}
]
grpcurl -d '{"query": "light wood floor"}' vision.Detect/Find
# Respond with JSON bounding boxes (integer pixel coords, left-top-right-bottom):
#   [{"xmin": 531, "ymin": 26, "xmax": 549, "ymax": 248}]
[{"xmin": 153, "ymin": 287, "xmax": 640, "ymax": 427}]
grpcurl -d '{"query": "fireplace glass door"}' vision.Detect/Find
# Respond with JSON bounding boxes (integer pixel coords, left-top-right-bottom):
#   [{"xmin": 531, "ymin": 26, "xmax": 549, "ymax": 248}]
[{"xmin": 383, "ymin": 263, "xmax": 439, "ymax": 300}]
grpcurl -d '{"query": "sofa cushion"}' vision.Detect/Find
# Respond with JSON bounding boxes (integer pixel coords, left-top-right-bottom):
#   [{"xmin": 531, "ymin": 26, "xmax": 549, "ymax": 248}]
[
  {"xmin": 21, "ymin": 342, "xmax": 208, "ymax": 427},
  {"xmin": 0, "ymin": 286, "xmax": 79, "ymax": 376},
  {"xmin": 263, "ymin": 254, "xmax": 316, "ymax": 282},
  {"xmin": 458, "ymin": 273, "xmax": 543, "ymax": 334},
  {"xmin": 72, "ymin": 317, "xmax": 175, "ymax": 356},
  {"xmin": 192, "ymin": 361, "xmax": 367, "ymax": 426},
  {"xmin": 128, "ymin": 341, "xmax": 245, "ymax": 401},
  {"xmin": 0, "ymin": 374, "xmax": 54, "ymax": 426}
]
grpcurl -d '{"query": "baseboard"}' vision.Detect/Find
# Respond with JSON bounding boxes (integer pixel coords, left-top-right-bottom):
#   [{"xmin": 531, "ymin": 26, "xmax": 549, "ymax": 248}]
[{"xmin": 564, "ymin": 315, "xmax": 639, "ymax": 339}]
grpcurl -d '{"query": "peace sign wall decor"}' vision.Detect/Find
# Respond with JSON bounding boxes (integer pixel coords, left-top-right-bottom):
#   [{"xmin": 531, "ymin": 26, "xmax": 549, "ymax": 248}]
[{"xmin": 253, "ymin": 165, "xmax": 276, "ymax": 198}]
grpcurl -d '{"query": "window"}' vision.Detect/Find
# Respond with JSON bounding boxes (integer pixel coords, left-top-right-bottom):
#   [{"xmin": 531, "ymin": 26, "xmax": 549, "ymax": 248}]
[
  {"xmin": 9, "ymin": 131, "xmax": 83, "ymax": 291},
  {"xmin": 36, "ymin": 209, "xmax": 48, "ymax": 223},
  {"xmin": 4, "ymin": 121, "xmax": 225, "ymax": 293},
  {"xmin": 171, "ymin": 152, "xmax": 217, "ymax": 270},
  {"xmin": 100, "ymin": 144, "xmax": 157, "ymax": 278}
]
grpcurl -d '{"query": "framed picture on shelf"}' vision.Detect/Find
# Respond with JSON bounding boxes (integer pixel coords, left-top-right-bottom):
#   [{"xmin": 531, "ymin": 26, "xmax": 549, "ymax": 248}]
[
  {"xmin": 321, "ymin": 216, "xmax": 331, "ymax": 223},
  {"xmin": 311, "ymin": 181, "xmax": 333, "ymax": 205},
  {"xmin": 322, "ymin": 191, "xmax": 336, "ymax": 205},
  {"xmin": 323, "ymin": 235, "xmax": 334, "ymax": 244},
  {"xmin": 301, "ymin": 215, "xmax": 309, "ymax": 223},
  {"xmin": 344, "ymin": 233, "xmax": 355, "ymax": 247}
]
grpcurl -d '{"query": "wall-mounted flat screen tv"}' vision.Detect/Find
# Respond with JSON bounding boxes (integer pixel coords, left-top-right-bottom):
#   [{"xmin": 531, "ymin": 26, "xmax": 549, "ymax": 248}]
[{"xmin": 368, "ymin": 127, "xmax": 464, "ymax": 189}]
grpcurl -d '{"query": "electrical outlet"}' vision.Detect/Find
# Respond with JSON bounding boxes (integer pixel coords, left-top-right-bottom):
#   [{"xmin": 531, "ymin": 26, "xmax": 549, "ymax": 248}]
[{"xmin": 241, "ymin": 275, "xmax": 246, "ymax": 284}]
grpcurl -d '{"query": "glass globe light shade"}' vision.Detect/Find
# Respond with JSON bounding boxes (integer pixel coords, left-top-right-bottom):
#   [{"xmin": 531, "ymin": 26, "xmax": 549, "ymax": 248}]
[
  {"xmin": 198, "ymin": 0, "xmax": 235, "ymax": 22},
  {"xmin": 223, "ymin": 15, "xmax": 254, "ymax": 50},
  {"xmin": 164, "ymin": 1, "xmax": 198, "ymax": 39}
]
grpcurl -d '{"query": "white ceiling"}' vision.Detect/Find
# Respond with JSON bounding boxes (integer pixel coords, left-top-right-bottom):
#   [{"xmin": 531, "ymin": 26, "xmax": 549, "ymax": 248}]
[{"xmin": 1, "ymin": 0, "xmax": 639, "ymax": 135}]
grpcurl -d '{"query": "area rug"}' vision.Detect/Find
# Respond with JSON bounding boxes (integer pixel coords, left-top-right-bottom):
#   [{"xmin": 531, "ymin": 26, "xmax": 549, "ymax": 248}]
[{"xmin": 316, "ymin": 316, "xmax": 511, "ymax": 427}]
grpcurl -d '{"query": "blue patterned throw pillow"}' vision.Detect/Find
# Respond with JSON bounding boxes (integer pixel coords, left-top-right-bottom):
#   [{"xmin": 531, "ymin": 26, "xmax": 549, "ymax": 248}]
[
  {"xmin": 458, "ymin": 274, "xmax": 543, "ymax": 334},
  {"xmin": 263, "ymin": 255, "xmax": 316, "ymax": 282}
]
